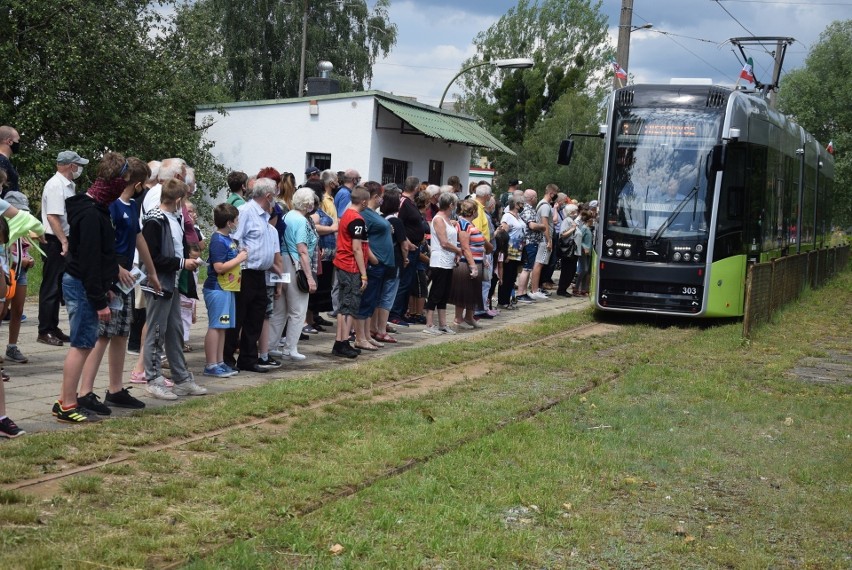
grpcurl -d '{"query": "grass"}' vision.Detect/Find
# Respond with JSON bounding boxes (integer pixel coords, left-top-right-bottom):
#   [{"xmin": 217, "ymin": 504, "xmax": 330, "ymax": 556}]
[{"xmin": 0, "ymin": 272, "xmax": 849, "ymax": 568}]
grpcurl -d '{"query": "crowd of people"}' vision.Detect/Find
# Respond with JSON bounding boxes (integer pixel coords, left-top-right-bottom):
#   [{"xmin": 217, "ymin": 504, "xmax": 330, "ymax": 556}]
[{"xmin": 0, "ymin": 123, "xmax": 600, "ymax": 436}]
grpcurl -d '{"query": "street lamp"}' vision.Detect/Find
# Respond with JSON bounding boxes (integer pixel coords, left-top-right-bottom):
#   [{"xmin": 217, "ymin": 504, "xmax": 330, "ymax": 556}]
[{"xmin": 438, "ymin": 57, "xmax": 535, "ymax": 110}]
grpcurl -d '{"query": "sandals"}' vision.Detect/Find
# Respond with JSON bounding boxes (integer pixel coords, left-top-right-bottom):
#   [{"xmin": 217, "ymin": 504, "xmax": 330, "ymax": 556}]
[
  {"xmin": 372, "ymin": 332, "xmax": 397, "ymax": 344},
  {"xmin": 353, "ymin": 342, "xmax": 378, "ymax": 351},
  {"xmin": 1, "ymin": 368, "xmax": 9, "ymax": 382},
  {"xmin": 183, "ymin": 343, "xmax": 193, "ymax": 352}
]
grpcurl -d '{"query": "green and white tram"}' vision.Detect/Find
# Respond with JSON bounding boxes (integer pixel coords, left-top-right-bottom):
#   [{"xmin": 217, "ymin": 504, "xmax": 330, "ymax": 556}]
[{"xmin": 589, "ymin": 83, "xmax": 833, "ymax": 317}]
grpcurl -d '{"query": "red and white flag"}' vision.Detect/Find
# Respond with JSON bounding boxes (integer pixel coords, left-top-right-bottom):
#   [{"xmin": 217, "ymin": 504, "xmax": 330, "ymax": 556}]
[
  {"xmin": 611, "ymin": 58, "xmax": 628, "ymax": 81},
  {"xmin": 826, "ymin": 140, "xmax": 835, "ymax": 155},
  {"xmin": 739, "ymin": 57, "xmax": 755, "ymax": 84}
]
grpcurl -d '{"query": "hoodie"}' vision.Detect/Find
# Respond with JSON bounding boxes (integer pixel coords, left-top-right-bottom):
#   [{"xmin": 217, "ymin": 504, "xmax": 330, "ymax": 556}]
[{"xmin": 65, "ymin": 193, "xmax": 119, "ymax": 311}]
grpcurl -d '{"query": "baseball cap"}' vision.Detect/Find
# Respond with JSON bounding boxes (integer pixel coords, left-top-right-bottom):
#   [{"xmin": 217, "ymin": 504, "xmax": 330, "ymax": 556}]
[
  {"xmin": 305, "ymin": 166, "xmax": 320, "ymax": 176},
  {"xmin": 589, "ymin": 200, "xmax": 599, "ymax": 208},
  {"xmin": 56, "ymin": 150, "xmax": 89, "ymax": 165},
  {"xmin": 508, "ymin": 179, "xmax": 522, "ymax": 187},
  {"xmin": 3, "ymin": 191, "xmax": 29, "ymax": 211}
]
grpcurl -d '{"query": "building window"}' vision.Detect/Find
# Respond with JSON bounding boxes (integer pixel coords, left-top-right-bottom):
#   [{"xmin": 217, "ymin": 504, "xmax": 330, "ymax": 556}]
[
  {"xmin": 307, "ymin": 152, "xmax": 332, "ymax": 172},
  {"xmin": 382, "ymin": 158, "xmax": 408, "ymax": 185},
  {"xmin": 428, "ymin": 160, "xmax": 443, "ymax": 186}
]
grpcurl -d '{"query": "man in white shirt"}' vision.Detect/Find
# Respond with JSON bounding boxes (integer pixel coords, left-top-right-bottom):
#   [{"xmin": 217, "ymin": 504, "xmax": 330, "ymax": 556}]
[{"xmin": 37, "ymin": 150, "xmax": 89, "ymax": 347}]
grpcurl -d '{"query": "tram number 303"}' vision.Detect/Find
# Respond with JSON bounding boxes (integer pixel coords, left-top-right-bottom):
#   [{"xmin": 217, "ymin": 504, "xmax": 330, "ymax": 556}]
[{"xmin": 682, "ymin": 287, "xmax": 698, "ymax": 295}]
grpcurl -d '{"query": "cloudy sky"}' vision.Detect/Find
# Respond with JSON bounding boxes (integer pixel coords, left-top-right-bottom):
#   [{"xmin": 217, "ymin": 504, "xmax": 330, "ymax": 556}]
[{"xmin": 368, "ymin": 0, "xmax": 852, "ymax": 105}]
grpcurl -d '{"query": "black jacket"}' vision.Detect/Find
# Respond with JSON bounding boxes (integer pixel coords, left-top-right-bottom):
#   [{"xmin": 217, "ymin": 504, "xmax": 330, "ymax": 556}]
[
  {"xmin": 65, "ymin": 193, "xmax": 119, "ymax": 311},
  {"xmin": 141, "ymin": 207, "xmax": 185, "ymax": 293}
]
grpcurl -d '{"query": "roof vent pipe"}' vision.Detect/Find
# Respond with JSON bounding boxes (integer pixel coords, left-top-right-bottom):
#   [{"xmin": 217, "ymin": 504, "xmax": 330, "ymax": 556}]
[{"xmin": 318, "ymin": 61, "xmax": 334, "ymax": 79}]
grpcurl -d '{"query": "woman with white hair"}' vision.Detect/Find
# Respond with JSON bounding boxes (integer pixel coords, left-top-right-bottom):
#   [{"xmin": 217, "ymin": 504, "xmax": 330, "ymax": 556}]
[
  {"xmin": 556, "ymin": 203, "xmax": 580, "ymax": 297},
  {"xmin": 280, "ymin": 187, "xmax": 319, "ymax": 360}
]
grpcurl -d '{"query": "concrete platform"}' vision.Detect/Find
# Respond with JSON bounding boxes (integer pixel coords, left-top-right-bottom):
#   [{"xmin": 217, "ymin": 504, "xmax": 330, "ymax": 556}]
[{"xmin": 2, "ymin": 291, "xmax": 589, "ymax": 435}]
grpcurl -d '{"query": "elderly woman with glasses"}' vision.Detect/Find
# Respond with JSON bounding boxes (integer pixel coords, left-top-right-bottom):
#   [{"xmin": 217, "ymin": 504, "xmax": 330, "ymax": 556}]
[{"xmin": 280, "ymin": 187, "xmax": 319, "ymax": 361}]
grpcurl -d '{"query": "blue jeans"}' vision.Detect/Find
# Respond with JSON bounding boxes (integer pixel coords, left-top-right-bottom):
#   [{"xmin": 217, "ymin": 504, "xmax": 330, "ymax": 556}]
[
  {"xmin": 62, "ymin": 274, "xmax": 98, "ymax": 349},
  {"xmin": 390, "ymin": 249, "xmax": 418, "ymax": 319}
]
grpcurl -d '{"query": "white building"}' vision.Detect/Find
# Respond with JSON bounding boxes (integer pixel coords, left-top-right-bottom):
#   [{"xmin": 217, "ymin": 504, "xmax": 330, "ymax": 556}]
[{"xmin": 195, "ymin": 90, "xmax": 513, "ymax": 188}]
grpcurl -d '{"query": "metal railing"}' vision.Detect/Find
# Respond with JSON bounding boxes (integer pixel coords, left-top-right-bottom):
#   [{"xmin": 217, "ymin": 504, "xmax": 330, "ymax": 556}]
[{"xmin": 742, "ymin": 245, "xmax": 850, "ymax": 338}]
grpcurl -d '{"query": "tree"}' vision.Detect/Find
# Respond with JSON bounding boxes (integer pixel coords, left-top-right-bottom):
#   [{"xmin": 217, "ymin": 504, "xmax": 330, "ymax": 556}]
[
  {"xmin": 778, "ymin": 20, "xmax": 852, "ymax": 228},
  {"xmin": 453, "ymin": 0, "xmax": 611, "ymax": 193},
  {"xmin": 0, "ymin": 0, "xmax": 226, "ymax": 202},
  {"xmin": 201, "ymin": 0, "xmax": 397, "ymax": 101}
]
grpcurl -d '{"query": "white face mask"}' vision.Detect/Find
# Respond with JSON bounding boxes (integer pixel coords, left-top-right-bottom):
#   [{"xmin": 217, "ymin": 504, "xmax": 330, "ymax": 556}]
[{"xmin": 72, "ymin": 165, "xmax": 83, "ymax": 180}]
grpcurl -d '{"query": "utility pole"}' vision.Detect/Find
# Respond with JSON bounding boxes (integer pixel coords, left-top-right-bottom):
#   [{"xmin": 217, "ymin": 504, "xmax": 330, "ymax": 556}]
[
  {"xmin": 614, "ymin": 0, "xmax": 634, "ymax": 89},
  {"xmin": 298, "ymin": 0, "xmax": 308, "ymax": 97}
]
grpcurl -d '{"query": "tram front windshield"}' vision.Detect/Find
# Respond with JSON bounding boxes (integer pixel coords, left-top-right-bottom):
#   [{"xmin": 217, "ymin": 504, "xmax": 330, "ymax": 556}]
[{"xmin": 605, "ymin": 108, "xmax": 722, "ymax": 239}]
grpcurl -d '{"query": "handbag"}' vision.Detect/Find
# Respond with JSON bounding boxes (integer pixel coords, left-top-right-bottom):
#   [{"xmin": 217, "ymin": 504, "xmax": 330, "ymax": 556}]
[
  {"xmin": 558, "ymin": 234, "xmax": 577, "ymax": 257},
  {"xmin": 295, "ymin": 265, "xmax": 310, "ymax": 293}
]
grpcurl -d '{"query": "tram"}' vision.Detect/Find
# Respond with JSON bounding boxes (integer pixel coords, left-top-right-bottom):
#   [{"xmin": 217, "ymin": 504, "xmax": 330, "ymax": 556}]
[{"xmin": 577, "ymin": 83, "xmax": 833, "ymax": 317}]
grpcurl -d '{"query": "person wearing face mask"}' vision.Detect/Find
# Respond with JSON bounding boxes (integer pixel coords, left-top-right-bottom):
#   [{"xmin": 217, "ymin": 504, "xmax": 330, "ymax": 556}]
[
  {"xmin": 75, "ymin": 158, "xmax": 156, "ymax": 415},
  {"xmin": 0, "ymin": 126, "xmax": 21, "ymax": 197},
  {"xmin": 53, "ymin": 152, "xmax": 135, "ymax": 423},
  {"xmin": 37, "ymin": 149, "xmax": 90, "ymax": 347}
]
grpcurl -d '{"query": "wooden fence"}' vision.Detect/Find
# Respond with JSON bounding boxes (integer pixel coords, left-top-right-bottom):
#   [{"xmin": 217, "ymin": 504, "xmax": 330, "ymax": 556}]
[{"xmin": 742, "ymin": 245, "xmax": 850, "ymax": 338}]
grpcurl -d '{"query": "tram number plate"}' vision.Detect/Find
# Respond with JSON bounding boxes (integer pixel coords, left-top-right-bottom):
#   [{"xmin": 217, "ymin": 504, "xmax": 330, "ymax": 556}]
[{"xmin": 682, "ymin": 286, "xmax": 698, "ymax": 295}]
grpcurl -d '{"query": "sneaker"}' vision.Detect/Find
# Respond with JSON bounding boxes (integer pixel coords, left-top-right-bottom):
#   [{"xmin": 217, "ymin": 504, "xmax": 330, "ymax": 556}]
[
  {"xmin": 171, "ymin": 375, "xmax": 208, "ymax": 396},
  {"xmin": 104, "ymin": 388, "xmax": 146, "ymax": 409},
  {"xmin": 203, "ymin": 364, "xmax": 238, "ymax": 378},
  {"xmin": 438, "ymin": 325, "xmax": 457, "ymax": 335},
  {"xmin": 498, "ymin": 303, "xmax": 517, "ymax": 311},
  {"xmin": 220, "ymin": 363, "xmax": 239, "ymax": 376},
  {"xmin": 529, "ymin": 291, "xmax": 548, "ymax": 300},
  {"xmin": 516, "ymin": 294, "xmax": 535, "ymax": 303},
  {"xmin": 77, "ymin": 392, "xmax": 112, "ymax": 416},
  {"xmin": 257, "ymin": 356, "xmax": 282, "ymax": 369},
  {"xmin": 5, "ymin": 345, "xmax": 28, "ymax": 364},
  {"xmin": 284, "ymin": 351, "xmax": 306, "ymax": 361},
  {"xmin": 126, "ymin": 347, "xmax": 140, "ymax": 355},
  {"xmin": 302, "ymin": 325, "xmax": 319, "ymax": 334},
  {"xmin": 128, "ymin": 371, "xmax": 147, "ymax": 384},
  {"xmin": 422, "ymin": 325, "xmax": 444, "ymax": 336},
  {"xmin": 53, "ymin": 401, "xmax": 101, "ymax": 423},
  {"xmin": 388, "ymin": 316, "xmax": 410, "ymax": 327},
  {"xmin": 268, "ymin": 349, "xmax": 284, "ymax": 358},
  {"xmin": 145, "ymin": 377, "xmax": 178, "ymax": 400},
  {"xmin": 332, "ymin": 340, "xmax": 358, "ymax": 358},
  {"xmin": 0, "ymin": 416, "xmax": 25, "ymax": 438}
]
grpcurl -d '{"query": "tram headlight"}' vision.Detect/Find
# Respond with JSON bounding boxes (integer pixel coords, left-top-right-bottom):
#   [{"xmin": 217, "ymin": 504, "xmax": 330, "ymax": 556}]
[
  {"xmin": 615, "ymin": 249, "xmax": 623, "ymax": 257},
  {"xmin": 683, "ymin": 252, "xmax": 691, "ymax": 261},
  {"xmin": 673, "ymin": 252, "xmax": 682, "ymax": 262},
  {"xmin": 607, "ymin": 248, "xmax": 614, "ymax": 256},
  {"xmin": 624, "ymin": 248, "xmax": 632, "ymax": 258},
  {"xmin": 693, "ymin": 253, "xmax": 700, "ymax": 263},
  {"xmin": 605, "ymin": 238, "xmax": 614, "ymax": 247},
  {"xmin": 695, "ymin": 244, "xmax": 704, "ymax": 253}
]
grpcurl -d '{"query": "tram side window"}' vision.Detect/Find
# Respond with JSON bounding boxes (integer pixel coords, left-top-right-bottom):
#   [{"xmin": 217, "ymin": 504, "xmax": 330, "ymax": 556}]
[
  {"xmin": 745, "ymin": 145, "xmax": 768, "ymax": 251},
  {"xmin": 715, "ymin": 145, "xmax": 746, "ymax": 260}
]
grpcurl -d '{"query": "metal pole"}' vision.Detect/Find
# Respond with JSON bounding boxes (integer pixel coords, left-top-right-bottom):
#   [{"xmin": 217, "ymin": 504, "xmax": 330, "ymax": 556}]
[
  {"xmin": 614, "ymin": 0, "xmax": 634, "ymax": 89},
  {"xmin": 768, "ymin": 40, "xmax": 784, "ymax": 108},
  {"xmin": 298, "ymin": 0, "xmax": 308, "ymax": 97},
  {"xmin": 438, "ymin": 61, "xmax": 490, "ymax": 109},
  {"xmin": 796, "ymin": 146, "xmax": 805, "ymax": 253}
]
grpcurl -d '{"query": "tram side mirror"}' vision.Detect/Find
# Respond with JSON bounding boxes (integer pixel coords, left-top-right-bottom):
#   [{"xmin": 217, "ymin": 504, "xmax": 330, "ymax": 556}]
[
  {"xmin": 709, "ymin": 143, "xmax": 725, "ymax": 172},
  {"xmin": 557, "ymin": 139, "xmax": 574, "ymax": 166}
]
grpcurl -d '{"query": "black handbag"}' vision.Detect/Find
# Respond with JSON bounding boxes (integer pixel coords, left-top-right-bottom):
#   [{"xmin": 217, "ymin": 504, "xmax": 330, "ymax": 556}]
[{"xmin": 295, "ymin": 267, "xmax": 310, "ymax": 293}]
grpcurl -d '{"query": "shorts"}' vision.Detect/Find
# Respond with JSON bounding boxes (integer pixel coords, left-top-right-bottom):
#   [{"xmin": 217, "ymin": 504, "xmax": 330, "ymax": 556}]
[
  {"xmin": 357, "ymin": 264, "xmax": 386, "ymax": 319},
  {"xmin": 16, "ymin": 267, "xmax": 27, "ymax": 287},
  {"xmin": 203, "ymin": 288, "xmax": 236, "ymax": 329},
  {"xmin": 335, "ymin": 268, "xmax": 362, "ymax": 316},
  {"xmin": 535, "ymin": 241, "xmax": 550, "ymax": 265},
  {"xmin": 379, "ymin": 273, "xmax": 400, "ymax": 311},
  {"xmin": 98, "ymin": 290, "xmax": 132, "ymax": 338},
  {"xmin": 265, "ymin": 285, "xmax": 275, "ymax": 318},
  {"xmin": 62, "ymin": 273, "xmax": 98, "ymax": 349},
  {"xmin": 522, "ymin": 243, "xmax": 538, "ymax": 271}
]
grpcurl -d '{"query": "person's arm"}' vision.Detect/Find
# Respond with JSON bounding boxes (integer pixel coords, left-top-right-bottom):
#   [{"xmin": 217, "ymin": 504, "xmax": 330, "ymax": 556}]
[
  {"xmin": 541, "ymin": 215, "xmax": 552, "ymax": 249},
  {"xmin": 433, "ymin": 217, "xmax": 461, "ymax": 256},
  {"xmin": 134, "ymin": 233, "xmax": 161, "ymax": 293},
  {"xmin": 46, "ymin": 214, "xmax": 68, "ymax": 255},
  {"xmin": 352, "ymin": 238, "xmax": 368, "ymax": 291},
  {"xmin": 296, "ymin": 242, "xmax": 316, "ymax": 292}
]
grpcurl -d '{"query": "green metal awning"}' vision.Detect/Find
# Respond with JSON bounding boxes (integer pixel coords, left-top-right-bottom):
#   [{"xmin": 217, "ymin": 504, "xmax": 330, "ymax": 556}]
[{"xmin": 376, "ymin": 97, "xmax": 515, "ymax": 155}]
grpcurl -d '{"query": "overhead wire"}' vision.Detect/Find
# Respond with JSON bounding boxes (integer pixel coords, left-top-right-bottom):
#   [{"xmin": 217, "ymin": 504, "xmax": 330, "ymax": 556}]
[{"xmin": 632, "ymin": 12, "xmax": 732, "ymax": 78}]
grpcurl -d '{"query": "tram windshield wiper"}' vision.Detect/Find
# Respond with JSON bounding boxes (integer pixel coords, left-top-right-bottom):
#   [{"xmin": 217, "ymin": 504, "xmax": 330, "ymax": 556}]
[{"xmin": 651, "ymin": 185, "xmax": 699, "ymax": 242}]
